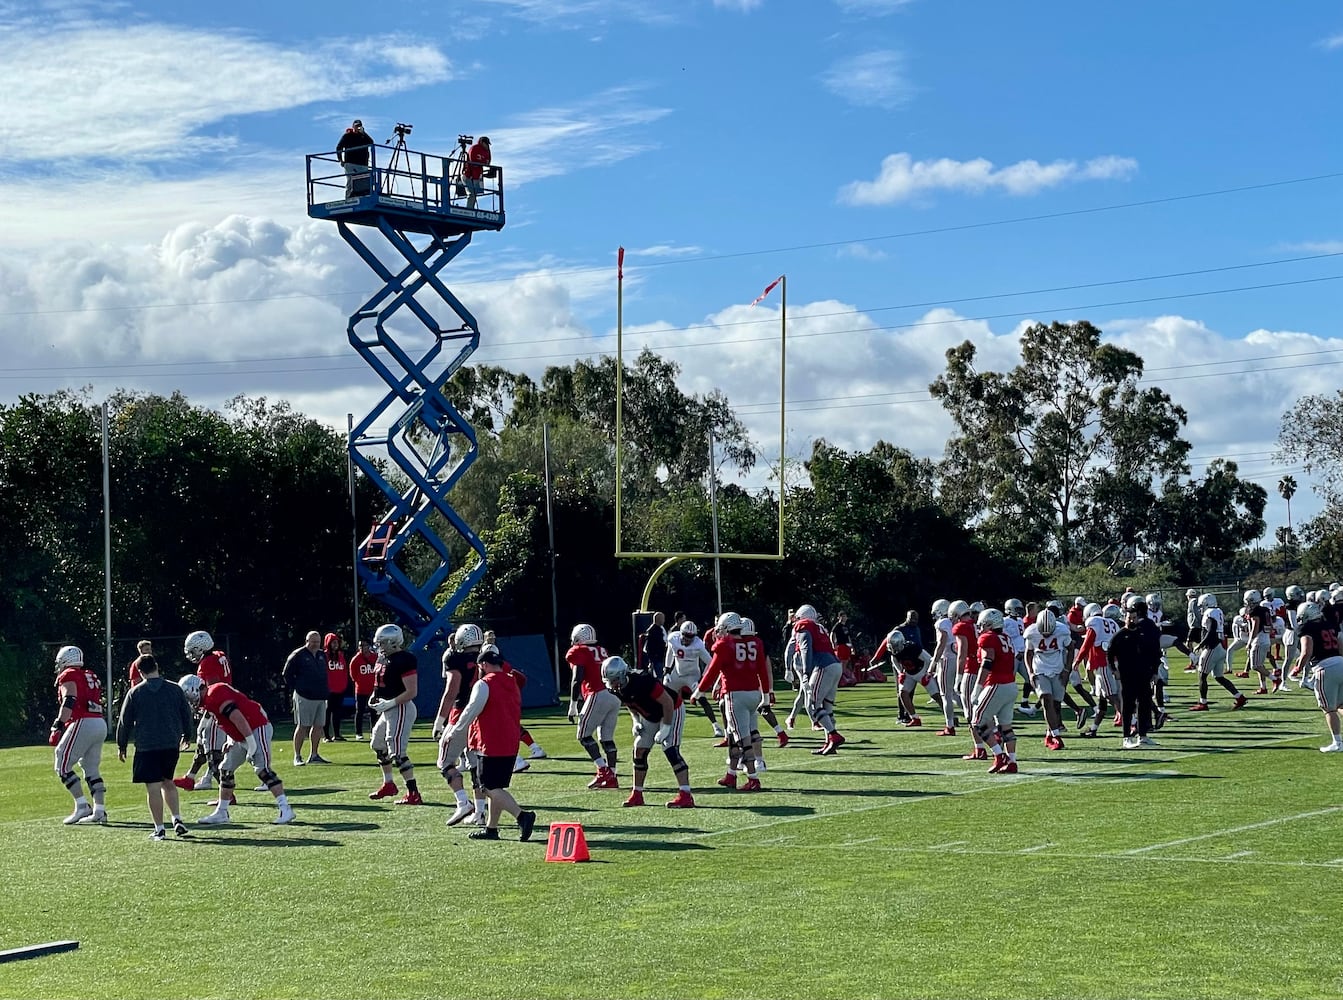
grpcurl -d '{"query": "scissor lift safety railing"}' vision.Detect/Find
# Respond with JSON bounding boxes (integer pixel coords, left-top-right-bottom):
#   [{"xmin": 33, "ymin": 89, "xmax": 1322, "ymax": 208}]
[{"xmin": 306, "ymin": 142, "xmax": 505, "ymax": 651}]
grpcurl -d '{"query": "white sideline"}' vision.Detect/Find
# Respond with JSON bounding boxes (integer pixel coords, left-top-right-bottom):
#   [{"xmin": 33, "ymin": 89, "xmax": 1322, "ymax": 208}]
[
  {"xmin": 828, "ymin": 843, "xmax": 1343, "ymax": 871},
  {"xmin": 1120, "ymin": 806, "xmax": 1343, "ymax": 855},
  {"xmin": 679, "ymin": 728, "xmax": 1318, "ymax": 844}
]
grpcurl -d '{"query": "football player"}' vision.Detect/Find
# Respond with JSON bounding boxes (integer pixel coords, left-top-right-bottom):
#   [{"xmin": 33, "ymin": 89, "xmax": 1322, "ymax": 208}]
[
  {"xmin": 948, "ymin": 601, "xmax": 987, "ymax": 759},
  {"xmin": 181, "ymin": 675, "xmax": 295, "ymax": 826},
  {"xmin": 791, "ymin": 604, "xmax": 847, "ymax": 755},
  {"xmin": 602, "ymin": 656, "xmax": 695, "ymax": 808},
  {"xmin": 692, "ymin": 612, "xmax": 769, "ymax": 788},
  {"xmin": 1075, "ymin": 604, "xmax": 1123, "ymax": 738},
  {"xmin": 971, "ymin": 609, "xmax": 1020, "ymax": 773},
  {"xmin": 1024, "ymin": 608, "xmax": 1072, "ymax": 750},
  {"xmin": 1291, "ymin": 601, "xmax": 1343, "ymax": 751},
  {"xmin": 49, "ymin": 646, "xmax": 108, "ymax": 825},
  {"xmin": 443, "ymin": 646, "xmax": 537, "ymax": 841},
  {"xmin": 928, "ymin": 599, "xmax": 959, "ymax": 734},
  {"xmin": 174, "ymin": 629, "xmax": 231, "ymax": 792},
  {"xmin": 475, "ymin": 631, "xmax": 547, "ymax": 775},
  {"xmin": 741, "ymin": 617, "xmax": 788, "ymax": 750},
  {"xmin": 1189, "ymin": 594, "xmax": 1247, "ymax": 712},
  {"xmin": 1242, "ymin": 589, "xmax": 1274, "ymax": 695},
  {"xmin": 366, "ymin": 624, "xmax": 424, "ymax": 805},
  {"xmin": 567, "ymin": 623, "xmax": 620, "ymax": 789},
  {"xmin": 434, "ymin": 623, "xmax": 485, "ymax": 824},
  {"xmin": 664, "ymin": 620, "xmax": 723, "ymax": 738}
]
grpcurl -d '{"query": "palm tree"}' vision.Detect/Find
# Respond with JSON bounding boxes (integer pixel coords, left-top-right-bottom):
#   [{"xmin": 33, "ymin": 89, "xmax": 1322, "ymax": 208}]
[{"xmin": 1278, "ymin": 475, "xmax": 1298, "ymax": 532}]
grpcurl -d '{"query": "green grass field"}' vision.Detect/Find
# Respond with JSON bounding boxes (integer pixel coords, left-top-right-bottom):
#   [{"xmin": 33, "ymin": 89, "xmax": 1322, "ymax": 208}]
[{"xmin": 2, "ymin": 672, "xmax": 1341, "ymax": 1000}]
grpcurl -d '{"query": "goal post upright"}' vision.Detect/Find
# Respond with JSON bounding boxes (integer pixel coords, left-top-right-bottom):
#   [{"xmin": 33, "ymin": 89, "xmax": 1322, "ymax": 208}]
[{"xmin": 614, "ymin": 251, "xmax": 787, "ymax": 611}]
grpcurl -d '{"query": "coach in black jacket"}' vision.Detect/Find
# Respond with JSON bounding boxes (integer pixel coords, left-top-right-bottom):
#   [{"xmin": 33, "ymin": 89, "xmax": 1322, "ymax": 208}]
[{"xmin": 1109, "ymin": 600, "xmax": 1163, "ymax": 747}]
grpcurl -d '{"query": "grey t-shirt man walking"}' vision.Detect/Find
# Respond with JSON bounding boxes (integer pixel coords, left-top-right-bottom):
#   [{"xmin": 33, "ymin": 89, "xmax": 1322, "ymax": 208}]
[{"xmin": 285, "ymin": 631, "xmax": 330, "ymax": 766}]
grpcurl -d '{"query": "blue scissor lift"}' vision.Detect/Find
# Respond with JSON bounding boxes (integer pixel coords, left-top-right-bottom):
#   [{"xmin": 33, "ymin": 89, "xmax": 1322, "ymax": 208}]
[{"xmin": 306, "ymin": 137, "xmax": 505, "ymax": 651}]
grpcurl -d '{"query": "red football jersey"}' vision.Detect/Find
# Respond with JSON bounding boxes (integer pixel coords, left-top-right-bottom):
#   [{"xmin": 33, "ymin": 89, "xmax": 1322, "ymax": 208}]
[
  {"xmin": 700, "ymin": 634, "xmax": 770, "ymax": 694},
  {"xmin": 470, "ymin": 671, "xmax": 522, "ymax": 757},
  {"xmin": 566, "ymin": 643, "xmax": 608, "ymax": 698},
  {"xmin": 977, "ymin": 631, "xmax": 1017, "ymax": 684},
  {"xmin": 56, "ymin": 667, "xmax": 104, "ymax": 720},
  {"xmin": 952, "ymin": 620, "xmax": 979, "ymax": 673},
  {"xmin": 746, "ymin": 635, "xmax": 772, "ymax": 693},
  {"xmin": 197, "ymin": 650, "xmax": 232, "ymax": 687},
  {"xmin": 202, "ymin": 682, "xmax": 269, "ymax": 741},
  {"xmin": 791, "ymin": 619, "xmax": 835, "ymax": 658}
]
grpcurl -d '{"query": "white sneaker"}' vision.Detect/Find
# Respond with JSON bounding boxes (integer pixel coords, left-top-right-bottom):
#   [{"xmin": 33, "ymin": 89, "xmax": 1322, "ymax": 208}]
[
  {"xmin": 77, "ymin": 809, "xmax": 108, "ymax": 825},
  {"xmin": 1320, "ymin": 742, "xmax": 1343, "ymax": 753},
  {"xmin": 756, "ymin": 759, "xmax": 767, "ymax": 772},
  {"xmin": 529, "ymin": 745, "xmax": 547, "ymax": 759},
  {"xmin": 1121, "ymin": 736, "xmax": 1141, "ymax": 750},
  {"xmin": 194, "ymin": 774, "xmax": 214, "ymax": 791},
  {"xmin": 712, "ymin": 725, "xmax": 725, "ymax": 738},
  {"xmin": 474, "ymin": 808, "xmax": 488, "ymax": 828},
  {"xmin": 446, "ymin": 802, "xmax": 475, "ymax": 827},
  {"xmin": 198, "ymin": 809, "xmax": 230, "ymax": 825},
  {"xmin": 253, "ymin": 784, "xmax": 268, "ymax": 792},
  {"xmin": 273, "ymin": 805, "xmax": 296, "ymax": 825},
  {"xmin": 1139, "ymin": 735, "xmax": 1157, "ymax": 746},
  {"xmin": 513, "ymin": 756, "xmax": 530, "ymax": 773},
  {"xmin": 63, "ymin": 803, "xmax": 93, "ymax": 825},
  {"xmin": 293, "ymin": 755, "xmax": 305, "ymax": 767}
]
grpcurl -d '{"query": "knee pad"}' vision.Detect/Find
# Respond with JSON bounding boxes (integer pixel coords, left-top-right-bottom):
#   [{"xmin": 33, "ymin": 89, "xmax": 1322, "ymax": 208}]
[
  {"xmin": 376, "ymin": 750, "xmax": 394, "ymax": 767},
  {"xmin": 1000, "ymin": 727, "xmax": 1016, "ymax": 742},
  {"xmin": 663, "ymin": 746, "xmax": 687, "ymax": 772},
  {"xmin": 440, "ymin": 764, "xmax": 461, "ymax": 782},
  {"xmin": 220, "ymin": 769, "xmax": 237, "ymax": 789},
  {"xmin": 59, "ymin": 770, "xmax": 79, "ymax": 791},
  {"xmin": 600, "ymin": 740, "xmax": 617, "ymax": 757},
  {"xmin": 87, "ymin": 776, "xmax": 105, "ymax": 795},
  {"xmin": 579, "ymin": 736, "xmax": 601, "ymax": 759},
  {"xmin": 395, "ymin": 755, "xmax": 414, "ymax": 776},
  {"xmin": 632, "ymin": 748, "xmax": 651, "ymax": 768},
  {"xmin": 257, "ymin": 768, "xmax": 281, "ymax": 789},
  {"xmin": 749, "ymin": 730, "xmax": 760, "ymax": 741}
]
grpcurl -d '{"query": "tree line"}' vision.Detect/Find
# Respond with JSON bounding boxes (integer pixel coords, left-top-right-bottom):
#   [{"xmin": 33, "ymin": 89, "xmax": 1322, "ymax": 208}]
[{"xmin": 2, "ymin": 320, "xmax": 1333, "ymax": 737}]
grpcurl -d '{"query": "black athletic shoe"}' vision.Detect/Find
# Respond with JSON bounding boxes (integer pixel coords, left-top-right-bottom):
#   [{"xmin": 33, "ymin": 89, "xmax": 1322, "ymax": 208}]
[
  {"xmin": 517, "ymin": 810, "xmax": 537, "ymax": 842},
  {"xmin": 468, "ymin": 828, "xmax": 500, "ymax": 841},
  {"xmin": 173, "ymin": 820, "xmax": 190, "ymax": 838}
]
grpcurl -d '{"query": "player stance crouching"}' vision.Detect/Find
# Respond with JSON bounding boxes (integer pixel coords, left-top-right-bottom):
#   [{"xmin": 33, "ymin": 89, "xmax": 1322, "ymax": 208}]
[
  {"xmin": 601, "ymin": 656, "xmax": 695, "ymax": 808},
  {"xmin": 971, "ymin": 609, "xmax": 1019, "ymax": 774},
  {"xmin": 434, "ymin": 623, "xmax": 484, "ymax": 825},
  {"xmin": 567, "ymin": 623, "xmax": 621, "ymax": 789},
  {"xmin": 180, "ymin": 676, "xmax": 295, "ymax": 825},
  {"xmin": 50, "ymin": 645, "xmax": 109, "ymax": 825},
  {"xmin": 694, "ymin": 612, "xmax": 769, "ymax": 790},
  {"xmin": 442, "ymin": 645, "xmax": 537, "ymax": 841},
  {"xmin": 367, "ymin": 624, "xmax": 424, "ymax": 805}
]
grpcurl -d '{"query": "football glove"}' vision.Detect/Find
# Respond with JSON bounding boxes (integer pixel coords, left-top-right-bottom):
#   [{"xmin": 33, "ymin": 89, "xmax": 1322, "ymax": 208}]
[
  {"xmin": 48, "ymin": 727, "xmax": 63, "ymax": 746},
  {"xmin": 654, "ymin": 722, "xmax": 673, "ymax": 745},
  {"xmin": 432, "ymin": 718, "xmax": 446, "ymax": 740},
  {"xmin": 369, "ymin": 698, "xmax": 396, "ymax": 714},
  {"xmin": 244, "ymin": 733, "xmax": 258, "ymax": 757}
]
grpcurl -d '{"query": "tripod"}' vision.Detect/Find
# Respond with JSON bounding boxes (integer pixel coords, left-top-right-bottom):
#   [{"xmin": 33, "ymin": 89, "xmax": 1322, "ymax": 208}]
[{"xmin": 382, "ymin": 129, "xmax": 412, "ymax": 195}]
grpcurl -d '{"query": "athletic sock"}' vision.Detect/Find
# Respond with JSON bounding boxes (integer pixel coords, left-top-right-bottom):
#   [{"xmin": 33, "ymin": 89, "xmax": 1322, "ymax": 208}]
[
  {"xmin": 275, "ymin": 793, "xmax": 289, "ymax": 808},
  {"xmin": 454, "ymin": 788, "xmax": 469, "ymax": 805}
]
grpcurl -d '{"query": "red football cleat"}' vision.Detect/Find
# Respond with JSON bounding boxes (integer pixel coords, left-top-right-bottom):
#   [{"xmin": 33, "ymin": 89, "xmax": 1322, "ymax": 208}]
[
  {"xmin": 1184, "ymin": 665, "xmax": 1198, "ymax": 673},
  {"xmin": 830, "ymin": 732, "xmax": 846, "ymax": 748},
  {"xmin": 1113, "ymin": 712, "xmax": 1124, "ymax": 727},
  {"xmin": 1271, "ymin": 680, "xmax": 1283, "ymax": 693},
  {"xmin": 368, "ymin": 781, "xmax": 398, "ymax": 800},
  {"xmin": 1188, "ymin": 701, "xmax": 1209, "ymax": 711},
  {"xmin": 1043, "ymin": 734, "xmax": 1057, "ymax": 750},
  {"xmin": 395, "ymin": 790, "xmax": 424, "ymax": 805},
  {"xmin": 776, "ymin": 731, "xmax": 790, "ymax": 748},
  {"xmin": 905, "ymin": 716, "xmax": 922, "ymax": 728},
  {"xmin": 741, "ymin": 778, "xmax": 762, "ymax": 792},
  {"xmin": 1253, "ymin": 686, "xmax": 1268, "ymax": 695},
  {"xmin": 587, "ymin": 769, "xmax": 613, "ymax": 789},
  {"xmin": 936, "ymin": 727, "xmax": 957, "ymax": 737},
  {"xmin": 1000, "ymin": 761, "xmax": 1019, "ymax": 774},
  {"xmin": 717, "ymin": 773, "xmax": 738, "ymax": 788},
  {"xmin": 622, "ymin": 790, "xmax": 645, "ymax": 807},
  {"xmin": 665, "ymin": 790, "xmax": 696, "ymax": 809},
  {"xmin": 1232, "ymin": 694, "xmax": 1248, "ymax": 710},
  {"xmin": 962, "ymin": 747, "xmax": 989, "ymax": 760},
  {"xmin": 713, "ymin": 738, "xmax": 730, "ymax": 748},
  {"xmin": 988, "ymin": 754, "xmax": 1006, "ymax": 774},
  {"xmin": 172, "ymin": 776, "xmax": 196, "ymax": 791},
  {"xmin": 593, "ymin": 769, "xmax": 619, "ymax": 789}
]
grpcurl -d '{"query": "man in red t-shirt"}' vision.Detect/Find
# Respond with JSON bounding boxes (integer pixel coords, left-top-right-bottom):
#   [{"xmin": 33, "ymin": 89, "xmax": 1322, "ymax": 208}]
[
  {"xmin": 970, "ymin": 609, "xmax": 1020, "ymax": 774},
  {"xmin": 347, "ymin": 636, "xmax": 378, "ymax": 739},
  {"xmin": 948, "ymin": 601, "xmax": 984, "ymax": 760},
  {"xmin": 50, "ymin": 645, "xmax": 109, "ymax": 825},
  {"xmin": 181, "ymin": 677, "xmax": 295, "ymax": 826},
  {"xmin": 127, "ymin": 639, "xmax": 153, "ymax": 688},
  {"xmin": 447, "ymin": 646, "xmax": 537, "ymax": 841}
]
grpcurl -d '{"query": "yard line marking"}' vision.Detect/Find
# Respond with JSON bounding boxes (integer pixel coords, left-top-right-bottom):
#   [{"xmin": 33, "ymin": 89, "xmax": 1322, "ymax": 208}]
[
  {"xmin": 931, "ymin": 839, "xmax": 968, "ymax": 849},
  {"xmin": 677, "ymin": 728, "xmax": 1317, "ymax": 844},
  {"xmin": 793, "ymin": 843, "xmax": 1343, "ymax": 871},
  {"xmin": 1020, "ymin": 843, "xmax": 1054, "ymax": 853},
  {"xmin": 1122, "ymin": 807, "xmax": 1343, "ymax": 854},
  {"xmin": 1323, "ymin": 858, "xmax": 1343, "ymax": 866},
  {"xmin": 840, "ymin": 836, "xmax": 879, "ymax": 847},
  {"xmin": 1225, "ymin": 850, "xmax": 1255, "ymax": 859}
]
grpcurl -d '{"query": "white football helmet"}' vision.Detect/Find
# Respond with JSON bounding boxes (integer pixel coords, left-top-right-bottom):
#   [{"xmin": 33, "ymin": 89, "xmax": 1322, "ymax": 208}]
[
  {"xmin": 1145, "ymin": 593, "xmax": 1163, "ymax": 611},
  {"xmin": 885, "ymin": 630, "xmax": 908, "ymax": 656},
  {"xmin": 1185, "ymin": 588, "xmax": 1199, "ymax": 600},
  {"xmin": 1264, "ymin": 587, "xmax": 1277, "ymax": 600},
  {"xmin": 54, "ymin": 645, "xmax": 84, "ymax": 669},
  {"xmin": 1084, "ymin": 602, "xmax": 1102, "ymax": 621},
  {"xmin": 1286, "ymin": 585, "xmax": 1305, "ymax": 602},
  {"xmin": 947, "ymin": 600, "xmax": 971, "ymax": 620},
  {"xmin": 1103, "ymin": 604, "xmax": 1123, "ymax": 622},
  {"xmin": 931, "ymin": 598, "xmax": 951, "ymax": 619},
  {"xmin": 1243, "ymin": 589, "xmax": 1263, "ymax": 606},
  {"xmin": 1036, "ymin": 609, "xmax": 1057, "ymax": 634},
  {"xmin": 794, "ymin": 604, "xmax": 818, "ymax": 622},
  {"xmin": 1198, "ymin": 593, "xmax": 1218, "ymax": 610},
  {"xmin": 978, "ymin": 608, "xmax": 1004, "ymax": 631},
  {"xmin": 1004, "ymin": 598, "xmax": 1024, "ymax": 616},
  {"xmin": 601, "ymin": 655, "xmax": 630, "ymax": 691},
  {"xmin": 1297, "ymin": 601, "xmax": 1323, "ymax": 624},
  {"xmin": 571, "ymin": 623, "xmax": 597, "ymax": 645},
  {"xmin": 1045, "ymin": 599, "xmax": 1064, "ymax": 614},
  {"xmin": 740, "ymin": 617, "xmax": 756, "ymax": 637},
  {"xmin": 184, "ymin": 630, "xmax": 213, "ymax": 664},
  {"xmin": 969, "ymin": 601, "xmax": 985, "ymax": 615},
  {"xmin": 679, "ymin": 620, "xmax": 697, "ymax": 637},
  {"xmin": 1074, "ymin": 596, "xmax": 1087, "ymax": 608},
  {"xmin": 716, "ymin": 611, "xmax": 742, "ymax": 634},
  {"xmin": 453, "ymin": 623, "xmax": 483, "ymax": 649},
  {"xmin": 179, "ymin": 674, "xmax": 205, "ymax": 705},
  {"xmin": 374, "ymin": 623, "xmax": 404, "ymax": 653}
]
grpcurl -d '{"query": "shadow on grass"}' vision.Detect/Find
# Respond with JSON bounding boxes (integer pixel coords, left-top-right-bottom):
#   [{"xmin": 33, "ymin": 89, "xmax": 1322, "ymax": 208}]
[
  {"xmin": 187, "ymin": 833, "xmax": 344, "ymax": 848},
  {"xmin": 302, "ymin": 820, "xmax": 384, "ymax": 832},
  {"xmin": 583, "ymin": 837, "xmax": 711, "ymax": 853},
  {"xmin": 279, "ymin": 800, "xmax": 392, "ymax": 812}
]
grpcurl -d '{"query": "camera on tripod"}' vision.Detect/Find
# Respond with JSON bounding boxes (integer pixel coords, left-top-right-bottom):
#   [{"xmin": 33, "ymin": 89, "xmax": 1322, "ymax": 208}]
[
  {"xmin": 457, "ymin": 134, "xmax": 473, "ymax": 147},
  {"xmin": 394, "ymin": 122, "xmax": 413, "ymax": 138}
]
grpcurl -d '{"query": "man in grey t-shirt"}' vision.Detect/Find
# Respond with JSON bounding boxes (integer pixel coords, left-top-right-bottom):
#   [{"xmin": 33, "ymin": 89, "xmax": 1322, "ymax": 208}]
[
  {"xmin": 116, "ymin": 655, "xmax": 194, "ymax": 840},
  {"xmin": 284, "ymin": 631, "xmax": 330, "ymax": 766}
]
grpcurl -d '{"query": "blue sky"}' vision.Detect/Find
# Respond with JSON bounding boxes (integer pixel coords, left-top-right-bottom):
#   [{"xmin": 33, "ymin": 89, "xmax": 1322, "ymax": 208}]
[{"xmin": 2, "ymin": 0, "xmax": 1341, "ymax": 548}]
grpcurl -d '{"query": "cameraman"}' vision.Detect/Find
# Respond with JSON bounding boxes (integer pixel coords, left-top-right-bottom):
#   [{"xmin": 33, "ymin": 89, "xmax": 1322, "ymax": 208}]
[
  {"xmin": 465, "ymin": 136, "xmax": 491, "ymax": 208},
  {"xmin": 337, "ymin": 119, "xmax": 372, "ymax": 197}
]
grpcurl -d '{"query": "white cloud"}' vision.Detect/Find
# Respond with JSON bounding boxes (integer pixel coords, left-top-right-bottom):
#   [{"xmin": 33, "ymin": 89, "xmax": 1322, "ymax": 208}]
[
  {"xmin": 834, "ymin": 0, "xmax": 916, "ymax": 14},
  {"xmin": 1320, "ymin": 33, "xmax": 1343, "ymax": 50},
  {"xmin": 839, "ymin": 152, "xmax": 1138, "ymax": 205},
  {"xmin": 821, "ymin": 50, "xmax": 912, "ymax": 108},
  {"xmin": 1279, "ymin": 240, "xmax": 1343, "ymax": 254},
  {"xmin": 714, "ymin": 0, "xmax": 763, "ymax": 10},
  {"xmin": 0, "ymin": 21, "xmax": 451, "ymax": 165},
  {"xmin": 627, "ymin": 244, "xmax": 705, "ymax": 258}
]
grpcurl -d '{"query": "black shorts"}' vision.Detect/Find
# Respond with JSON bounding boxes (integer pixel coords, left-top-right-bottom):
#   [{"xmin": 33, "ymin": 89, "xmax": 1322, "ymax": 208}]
[
  {"xmin": 478, "ymin": 755, "xmax": 514, "ymax": 792},
  {"xmin": 132, "ymin": 747, "xmax": 181, "ymax": 784}
]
